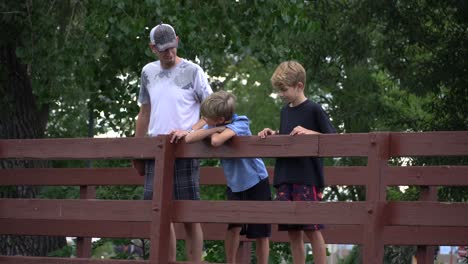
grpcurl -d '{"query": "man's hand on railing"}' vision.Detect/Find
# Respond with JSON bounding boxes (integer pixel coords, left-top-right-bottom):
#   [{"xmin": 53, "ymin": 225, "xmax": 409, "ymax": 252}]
[
  {"xmin": 132, "ymin": 160, "xmax": 145, "ymax": 176},
  {"xmin": 169, "ymin": 129, "xmax": 190, "ymax": 143}
]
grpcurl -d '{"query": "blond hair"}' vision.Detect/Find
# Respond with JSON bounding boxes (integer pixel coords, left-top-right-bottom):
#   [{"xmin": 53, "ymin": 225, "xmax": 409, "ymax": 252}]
[
  {"xmin": 270, "ymin": 60, "xmax": 306, "ymax": 89},
  {"xmin": 201, "ymin": 90, "xmax": 236, "ymax": 121}
]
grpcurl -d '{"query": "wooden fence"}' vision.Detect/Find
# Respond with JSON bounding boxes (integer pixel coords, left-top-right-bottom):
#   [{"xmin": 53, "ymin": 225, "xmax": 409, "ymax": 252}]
[{"xmin": 0, "ymin": 132, "xmax": 467, "ymax": 263}]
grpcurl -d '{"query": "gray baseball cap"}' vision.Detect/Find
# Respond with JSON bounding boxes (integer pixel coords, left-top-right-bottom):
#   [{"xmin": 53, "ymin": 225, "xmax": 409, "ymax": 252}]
[{"xmin": 149, "ymin": 23, "xmax": 178, "ymax": 52}]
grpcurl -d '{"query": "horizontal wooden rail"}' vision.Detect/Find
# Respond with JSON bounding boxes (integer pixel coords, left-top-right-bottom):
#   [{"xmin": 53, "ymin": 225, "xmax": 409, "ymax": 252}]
[
  {"xmin": 0, "ymin": 199, "xmax": 151, "ymax": 221},
  {"xmin": 172, "ymin": 200, "xmax": 368, "ymax": 224},
  {"xmin": 0, "ymin": 138, "xmax": 161, "ymax": 160},
  {"xmin": 390, "ymin": 131, "xmax": 468, "ymax": 156},
  {"xmin": 0, "ymin": 166, "xmax": 370, "ymax": 186},
  {"xmin": 0, "ymin": 256, "xmax": 147, "ymax": 264},
  {"xmin": 385, "ymin": 166, "xmax": 468, "ymax": 186},
  {"xmin": 386, "ymin": 202, "xmax": 468, "ymax": 226}
]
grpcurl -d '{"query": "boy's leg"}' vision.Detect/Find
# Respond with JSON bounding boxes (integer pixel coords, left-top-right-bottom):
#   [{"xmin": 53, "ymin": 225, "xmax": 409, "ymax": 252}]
[
  {"xmin": 184, "ymin": 222, "xmax": 203, "ymax": 261},
  {"xmin": 288, "ymin": 230, "xmax": 305, "ymax": 264},
  {"xmin": 225, "ymin": 226, "xmax": 241, "ymax": 263},
  {"xmin": 255, "ymin": 237, "xmax": 270, "ymax": 264},
  {"xmin": 304, "ymin": 230, "xmax": 326, "ymax": 264}
]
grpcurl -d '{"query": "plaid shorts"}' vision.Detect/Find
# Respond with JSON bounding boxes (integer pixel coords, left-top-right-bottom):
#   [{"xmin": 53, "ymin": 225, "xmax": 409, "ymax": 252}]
[
  {"xmin": 144, "ymin": 159, "xmax": 200, "ymax": 200},
  {"xmin": 275, "ymin": 184, "xmax": 324, "ymax": 231}
]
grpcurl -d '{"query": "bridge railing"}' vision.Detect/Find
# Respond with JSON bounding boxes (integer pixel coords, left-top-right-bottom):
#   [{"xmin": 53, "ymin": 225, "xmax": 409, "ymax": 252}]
[{"xmin": 0, "ymin": 131, "xmax": 467, "ymax": 264}]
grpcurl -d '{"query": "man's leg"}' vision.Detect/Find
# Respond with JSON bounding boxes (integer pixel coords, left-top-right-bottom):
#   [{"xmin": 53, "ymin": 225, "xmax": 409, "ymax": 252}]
[
  {"xmin": 225, "ymin": 226, "xmax": 241, "ymax": 263},
  {"xmin": 288, "ymin": 230, "xmax": 305, "ymax": 264},
  {"xmin": 304, "ymin": 230, "xmax": 326, "ymax": 264},
  {"xmin": 255, "ymin": 237, "xmax": 270, "ymax": 264},
  {"xmin": 184, "ymin": 222, "xmax": 203, "ymax": 262}
]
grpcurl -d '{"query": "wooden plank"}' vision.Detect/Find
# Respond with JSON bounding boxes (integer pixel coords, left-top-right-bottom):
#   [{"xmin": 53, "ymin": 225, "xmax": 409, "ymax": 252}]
[
  {"xmin": 186, "ymin": 224, "xmax": 365, "ymax": 244},
  {"xmin": 383, "ymin": 226, "xmax": 468, "ymax": 245},
  {"xmin": 390, "ymin": 131, "xmax": 468, "ymax": 156},
  {"xmin": 0, "ymin": 219, "xmax": 149, "ymax": 238},
  {"xmin": 362, "ymin": 133, "xmax": 389, "ymax": 264},
  {"xmin": 385, "ymin": 166, "xmax": 468, "ymax": 186},
  {"xmin": 325, "ymin": 166, "xmax": 369, "ymax": 186},
  {"xmin": 0, "ymin": 137, "xmax": 160, "ymax": 159},
  {"xmin": 0, "ymin": 166, "xmax": 369, "ymax": 186},
  {"xmin": 0, "ymin": 199, "xmax": 151, "ymax": 221},
  {"xmin": 175, "ymin": 134, "xmax": 319, "ymax": 158},
  {"xmin": 0, "ymin": 256, "xmax": 147, "ymax": 264},
  {"xmin": 319, "ymin": 133, "xmax": 369, "ymax": 157},
  {"xmin": 387, "ymin": 202, "xmax": 468, "ymax": 226},
  {"xmin": 172, "ymin": 200, "xmax": 368, "ymax": 225},
  {"xmin": 149, "ymin": 137, "xmax": 174, "ymax": 263},
  {"xmin": 0, "ymin": 168, "xmax": 143, "ymax": 186}
]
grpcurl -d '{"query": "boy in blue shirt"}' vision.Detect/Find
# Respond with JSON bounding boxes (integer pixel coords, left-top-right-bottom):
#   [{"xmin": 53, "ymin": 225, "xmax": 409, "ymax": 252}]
[
  {"xmin": 258, "ymin": 61, "xmax": 336, "ymax": 264},
  {"xmin": 184, "ymin": 90, "xmax": 271, "ymax": 264}
]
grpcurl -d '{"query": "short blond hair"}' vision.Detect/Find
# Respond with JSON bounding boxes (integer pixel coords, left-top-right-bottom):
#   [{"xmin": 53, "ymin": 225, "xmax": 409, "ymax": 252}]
[
  {"xmin": 201, "ymin": 90, "xmax": 236, "ymax": 121},
  {"xmin": 271, "ymin": 60, "xmax": 306, "ymax": 89}
]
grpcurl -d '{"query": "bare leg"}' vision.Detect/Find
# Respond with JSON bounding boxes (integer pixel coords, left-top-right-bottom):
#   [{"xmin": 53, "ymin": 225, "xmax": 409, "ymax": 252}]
[
  {"xmin": 169, "ymin": 223, "xmax": 176, "ymax": 262},
  {"xmin": 288, "ymin": 230, "xmax": 305, "ymax": 264},
  {"xmin": 255, "ymin": 237, "xmax": 270, "ymax": 264},
  {"xmin": 225, "ymin": 226, "xmax": 241, "ymax": 263},
  {"xmin": 184, "ymin": 222, "xmax": 203, "ymax": 262},
  {"xmin": 304, "ymin": 230, "xmax": 326, "ymax": 264}
]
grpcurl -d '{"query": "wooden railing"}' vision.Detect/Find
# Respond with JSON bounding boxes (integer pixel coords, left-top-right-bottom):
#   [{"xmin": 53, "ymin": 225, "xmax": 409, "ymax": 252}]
[{"xmin": 0, "ymin": 132, "xmax": 467, "ymax": 263}]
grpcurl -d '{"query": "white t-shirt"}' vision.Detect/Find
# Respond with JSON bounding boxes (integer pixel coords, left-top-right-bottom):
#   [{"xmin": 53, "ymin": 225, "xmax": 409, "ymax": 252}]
[{"xmin": 138, "ymin": 59, "xmax": 212, "ymax": 136}]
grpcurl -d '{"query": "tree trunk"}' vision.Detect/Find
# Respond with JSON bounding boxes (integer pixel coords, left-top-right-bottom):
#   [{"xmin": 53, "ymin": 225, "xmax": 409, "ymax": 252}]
[{"xmin": 0, "ymin": 44, "xmax": 66, "ymax": 255}]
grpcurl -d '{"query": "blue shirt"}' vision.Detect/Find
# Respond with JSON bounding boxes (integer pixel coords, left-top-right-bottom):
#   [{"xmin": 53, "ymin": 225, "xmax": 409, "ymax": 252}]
[{"xmin": 205, "ymin": 114, "xmax": 269, "ymax": 192}]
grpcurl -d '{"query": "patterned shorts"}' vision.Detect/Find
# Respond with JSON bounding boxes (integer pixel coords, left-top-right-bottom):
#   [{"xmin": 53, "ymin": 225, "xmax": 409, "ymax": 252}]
[
  {"xmin": 275, "ymin": 184, "xmax": 324, "ymax": 231},
  {"xmin": 144, "ymin": 159, "xmax": 200, "ymax": 200}
]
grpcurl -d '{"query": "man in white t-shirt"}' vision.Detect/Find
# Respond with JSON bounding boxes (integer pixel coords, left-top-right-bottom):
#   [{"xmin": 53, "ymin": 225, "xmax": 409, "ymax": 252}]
[{"xmin": 133, "ymin": 23, "xmax": 212, "ymax": 262}]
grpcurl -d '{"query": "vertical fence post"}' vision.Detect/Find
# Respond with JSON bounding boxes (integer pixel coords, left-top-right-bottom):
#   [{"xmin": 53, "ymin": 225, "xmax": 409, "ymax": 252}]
[
  {"xmin": 362, "ymin": 133, "xmax": 389, "ymax": 263},
  {"xmin": 76, "ymin": 185, "xmax": 96, "ymax": 258},
  {"xmin": 416, "ymin": 186, "xmax": 438, "ymax": 263},
  {"xmin": 149, "ymin": 136, "xmax": 175, "ymax": 264}
]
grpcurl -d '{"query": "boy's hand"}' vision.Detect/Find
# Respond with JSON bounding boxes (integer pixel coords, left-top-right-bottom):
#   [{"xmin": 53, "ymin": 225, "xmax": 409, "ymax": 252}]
[
  {"xmin": 258, "ymin": 128, "xmax": 276, "ymax": 138},
  {"xmin": 169, "ymin": 129, "xmax": 189, "ymax": 143},
  {"xmin": 290, "ymin": 126, "xmax": 320, "ymax": 135}
]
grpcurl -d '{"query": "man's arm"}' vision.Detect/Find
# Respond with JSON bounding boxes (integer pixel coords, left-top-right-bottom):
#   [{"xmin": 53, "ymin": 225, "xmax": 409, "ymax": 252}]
[
  {"xmin": 133, "ymin": 104, "xmax": 151, "ymax": 176},
  {"xmin": 135, "ymin": 104, "xmax": 151, "ymax": 137}
]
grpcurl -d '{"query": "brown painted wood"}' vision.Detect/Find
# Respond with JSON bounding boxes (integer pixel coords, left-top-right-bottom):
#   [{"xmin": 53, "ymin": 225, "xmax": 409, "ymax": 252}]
[
  {"xmin": 319, "ymin": 133, "xmax": 369, "ymax": 157},
  {"xmin": 0, "ymin": 256, "xmax": 147, "ymax": 264},
  {"xmin": 0, "ymin": 166, "xmax": 369, "ymax": 186},
  {"xmin": 0, "ymin": 199, "xmax": 151, "ymax": 221},
  {"xmin": 390, "ymin": 131, "xmax": 468, "ymax": 156},
  {"xmin": 385, "ymin": 166, "xmax": 468, "ymax": 186},
  {"xmin": 172, "ymin": 200, "xmax": 368, "ymax": 225},
  {"xmin": 0, "ymin": 137, "xmax": 160, "ymax": 159},
  {"xmin": 149, "ymin": 137, "xmax": 175, "ymax": 264},
  {"xmin": 176, "ymin": 133, "xmax": 370, "ymax": 158},
  {"xmin": 383, "ymin": 226, "xmax": 468, "ymax": 245},
  {"xmin": 0, "ymin": 168, "xmax": 143, "ymax": 186},
  {"xmin": 76, "ymin": 185, "xmax": 95, "ymax": 258},
  {"xmin": 175, "ymin": 134, "xmax": 319, "ymax": 158},
  {"xmin": 387, "ymin": 202, "xmax": 468, "ymax": 226},
  {"xmin": 362, "ymin": 133, "xmax": 389, "ymax": 264},
  {"xmin": 194, "ymin": 224, "xmax": 365, "ymax": 244},
  {"xmin": 0, "ymin": 219, "xmax": 150, "ymax": 238}
]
